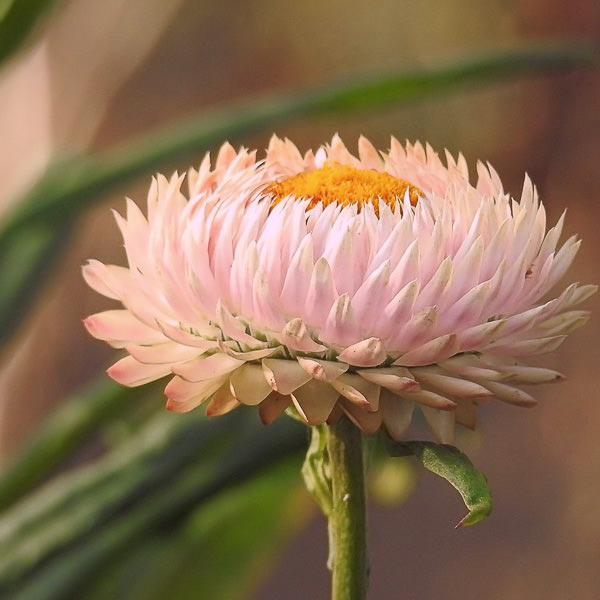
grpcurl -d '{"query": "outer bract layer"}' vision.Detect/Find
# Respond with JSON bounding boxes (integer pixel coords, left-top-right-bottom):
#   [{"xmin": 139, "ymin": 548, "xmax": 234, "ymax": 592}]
[{"xmin": 83, "ymin": 135, "xmax": 595, "ymax": 443}]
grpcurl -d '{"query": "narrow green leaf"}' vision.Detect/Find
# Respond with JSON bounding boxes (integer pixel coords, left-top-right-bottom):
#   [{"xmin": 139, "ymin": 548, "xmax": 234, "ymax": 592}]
[
  {"xmin": 11, "ymin": 454, "xmax": 307, "ymax": 600},
  {"xmin": 0, "ymin": 0, "xmax": 62, "ymax": 67},
  {"xmin": 0, "ymin": 376, "xmax": 158, "ymax": 512},
  {"xmin": 387, "ymin": 440, "xmax": 493, "ymax": 527},
  {"xmin": 0, "ymin": 220, "xmax": 73, "ymax": 351},
  {"xmin": 136, "ymin": 457, "xmax": 306, "ymax": 600},
  {"xmin": 0, "ymin": 410, "xmax": 231, "ymax": 577},
  {"xmin": 0, "ymin": 408, "xmax": 306, "ymax": 596}
]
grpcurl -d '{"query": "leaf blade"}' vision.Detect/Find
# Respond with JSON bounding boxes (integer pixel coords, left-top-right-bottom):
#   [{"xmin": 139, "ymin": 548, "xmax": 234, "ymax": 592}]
[
  {"xmin": 387, "ymin": 440, "xmax": 493, "ymax": 527},
  {"xmin": 0, "ymin": 376, "xmax": 159, "ymax": 512},
  {"xmin": 0, "ymin": 0, "xmax": 62, "ymax": 67},
  {"xmin": 0, "ymin": 407, "xmax": 306, "ymax": 594}
]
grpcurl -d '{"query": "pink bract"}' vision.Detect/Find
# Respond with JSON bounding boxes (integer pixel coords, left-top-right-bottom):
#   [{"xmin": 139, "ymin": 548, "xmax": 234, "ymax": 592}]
[{"xmin": 83, "ymin": 135, "xmax": 595, "ymax": 442}]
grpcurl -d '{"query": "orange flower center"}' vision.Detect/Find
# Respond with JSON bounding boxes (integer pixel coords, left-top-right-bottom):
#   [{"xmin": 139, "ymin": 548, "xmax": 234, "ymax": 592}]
[{"xmin": 266, "ymin": 163, "xmax": 421, "ymax": 216}]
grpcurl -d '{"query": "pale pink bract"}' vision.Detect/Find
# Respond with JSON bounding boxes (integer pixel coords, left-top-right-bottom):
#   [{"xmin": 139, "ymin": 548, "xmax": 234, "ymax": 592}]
[{"xmin": 83, "ymin": 135, "xmax": 595, "ymax": 442}]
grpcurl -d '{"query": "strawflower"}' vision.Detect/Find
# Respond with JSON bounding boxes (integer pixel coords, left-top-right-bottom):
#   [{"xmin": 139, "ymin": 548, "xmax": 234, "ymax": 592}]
[{"xmin": 83, "ymin": 134, "xmax": 595, "ymax": 443}]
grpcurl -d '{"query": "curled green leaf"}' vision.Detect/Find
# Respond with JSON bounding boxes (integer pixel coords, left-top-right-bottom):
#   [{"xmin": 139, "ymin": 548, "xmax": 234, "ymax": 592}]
[{"xmin": 387, "ymin": 440, "xmax": 492, "ymax": 527}]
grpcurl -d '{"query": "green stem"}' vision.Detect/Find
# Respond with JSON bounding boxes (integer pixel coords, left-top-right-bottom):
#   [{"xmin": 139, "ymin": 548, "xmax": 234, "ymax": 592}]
[{"xmin": 326, "ymin": 416, "xmax": 368, "ymax": 600}]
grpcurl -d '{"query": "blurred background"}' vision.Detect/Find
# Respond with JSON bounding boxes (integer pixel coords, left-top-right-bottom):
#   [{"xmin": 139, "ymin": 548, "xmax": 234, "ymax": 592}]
[{"xmin": 0, "ymin": 0, "xmax": 598, "ymax": 598}]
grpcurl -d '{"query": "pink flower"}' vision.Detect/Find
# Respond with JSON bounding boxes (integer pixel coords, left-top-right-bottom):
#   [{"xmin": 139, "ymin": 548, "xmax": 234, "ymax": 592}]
[{"xmin": 83, "ymin": 135, "xmax": 595, "ymax": 442}]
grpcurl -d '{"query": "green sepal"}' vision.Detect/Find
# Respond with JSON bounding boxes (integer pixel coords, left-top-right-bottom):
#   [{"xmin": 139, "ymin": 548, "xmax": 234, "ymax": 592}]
[
  {"xmin": 301, "ymin": 424, "xmax": 332, "ymax": 517},
  {"xmin": 386, "ymin": 439, "xmax": 493, "ymax": 527}
]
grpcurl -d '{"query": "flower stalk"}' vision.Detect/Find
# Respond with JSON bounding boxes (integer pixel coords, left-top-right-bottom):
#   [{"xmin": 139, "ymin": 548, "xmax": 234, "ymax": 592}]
[{"xmin": 327, "ymin": 415, "xmax": 369, "ymax": 600}]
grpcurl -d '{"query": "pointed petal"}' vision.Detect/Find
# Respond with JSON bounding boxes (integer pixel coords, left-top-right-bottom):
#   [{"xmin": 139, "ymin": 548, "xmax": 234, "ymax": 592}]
[
  {"xmin": 351, "ymin": 260, "xmax": 391, "ymax": 329},
  {"xmin": 125, "ymin": 342, "xmax": 200, "ymax": 365},
  {"xmin": 339, "ymin": 398, "xmax": 383, "ymax": 434},
  {"xmin": 337, "ymin": 337, "xmax": 386, "ymax": 367},
  {"xmin": 415, "ymin": 257, "xmax": 453, "ymax": 309},
  {"xmin": 217, "ymin": 341, "xmax": 278, "ymax": 361},
  {"xmin": 205, "ymin": 384, "xmax": 241, "ymax": 416},
  {"xmin": 537, "ymin": 310, "xmax": 590, "ymax": 336},
  {"xmin": 330, "ymin": 373, "xmax": 380, "ymax": 411},
  {"xmin": 280, "ymin": 236, "xmax": 315, "ymax": 316},
  {"xmin": 108, "ymin": 355, "xmax": 171, "ymax": 387},
  {"xmin": 280, "ymin": 318, "xmax": 327, "ymax": 352},
  {"xmin": 394, "ymin": 305, "xmax": 438, "ymax": 348},
  {"xmin": 458, "ymin": 320, "xmax": 506, "ymax": 350},
  {"xmin": 381, "ymin": 389, "xmax": 415, "ymax": 441},
  {"xmin": 82, "ymin": 261, "xmax": 129, "ymax": 300},
  {"xmin": 258, "ymin": 392, "xmax": 291, "ymax": 424},
  {"xmin": 486, "ymin": 335, "xmax": 567, "ymax": 356},
  {"xmin": 156, "ymin": 320, "xmax": 220, "ymax": 349},
  {"xmin": 478, "ymin": 380, "xmax": 537, "ymax": 407},
  {"xmin": 172, "ymin": 352, "xmax": 245, "ymax": 382},
  {"xmin": 84, "ymin": 310, "xmax": 165, "ymax": 348},
  {"xmin": 414, "ymin": 369, "xmax": 493, "ymax": 400},
  {"xmin": 421, "ymin": 406, "xmax": 455, "ymax": 443},
  {"xmin": 262, "ymin": 358, "xmax": 312, "ymax": 395},
  {"xmin": 562, "ymin": 283, "xmax": 596, "ymax": 308},
  {"xmin": 320, "ymin": 293, "xmax": 361, "ymax": 347},
  {"xmin": 496, "ymin": 364, "xmax": 565, "ymax": 384},
  {"xmin": 358, "ymin": 135, "xmax": 383, "ymax": 169},
  {"xmin": 454, "ymin": 400, "xmax": 477, "ymax": 430},
  {"xmin": 393, "ymin": 334, "xmax": 459, "ymax": 367},
  {"xmin": 444, "ymin": 279, "xmax": 491, "ymax": 325},
  {"xmin": 400, "ymin": 389, "xmax": 456, "ymax": 410},
  {"xmin": 297, "ymin": 357, "xmax": 348, "ymax": 381},
  {"xmin": 165, "ymin": 376, "xmax": 226, "ymax": 413},
  {"xmin": 291, "ymin": 380, "xmax": 340, "ymax": 425},
  {"xmin": 304, "ymin": 257, "xmax": 337, "ymax": 326},
  {"xmin": 230, "ymin": 363, "xmax": 273, "ymax": 405},
  {"xmin": 357, "ymin": 367, "xmax": 420, "ymax": 393},
  {"xmin": 438, "ymin": 354, "xmax": 506, "ymax": 381},
  {"xmin": 381, "ymin": 279, "xmax": 419, "ymax": 328},
  {"xmin": 215, "ymin": 300, "xmax": 268, "ymax": 347}
]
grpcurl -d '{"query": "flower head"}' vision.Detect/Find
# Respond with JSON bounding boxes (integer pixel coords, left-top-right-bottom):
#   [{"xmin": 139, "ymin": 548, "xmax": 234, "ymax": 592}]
[{"xmin": 83, "ymin": 135, "xmax": 595, "ymax": 443}]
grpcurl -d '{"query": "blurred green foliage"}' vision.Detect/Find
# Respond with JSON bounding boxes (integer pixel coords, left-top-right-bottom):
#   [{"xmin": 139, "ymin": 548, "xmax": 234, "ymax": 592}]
[
  {"xmin": 0, "ymin": 401, "xmax": 307, "ymax": 599},
  {"xmin": 0, "ymin": 0, "xmax": 62, "ymax": 66}
]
